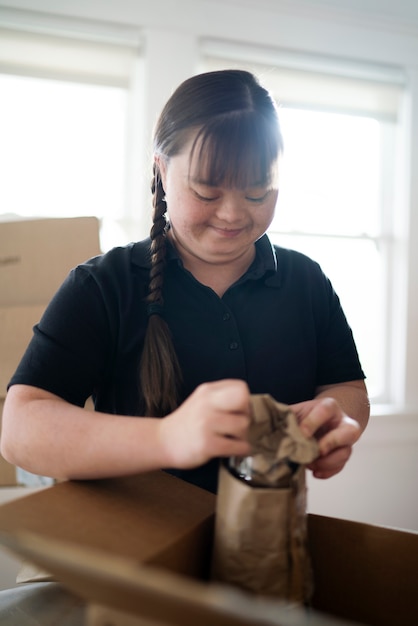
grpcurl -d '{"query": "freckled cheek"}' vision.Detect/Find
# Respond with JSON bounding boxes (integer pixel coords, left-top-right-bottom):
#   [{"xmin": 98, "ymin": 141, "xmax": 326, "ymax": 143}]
[
  {"xmin": 267, "ymin": 205, "xmax": 276, "ymax": 226},
  {"xmin": 254, "ymin": 204, "xmax": 276, "ymax": 230},
  {"xmin": 168, "ymin": 205, "xmax": 207, "ymax": 235}
]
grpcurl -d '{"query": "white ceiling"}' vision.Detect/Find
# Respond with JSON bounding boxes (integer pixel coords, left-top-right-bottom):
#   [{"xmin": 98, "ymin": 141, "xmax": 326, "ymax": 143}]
[
  {"xmin": 312, "ymin": 0, "xmax": 418, "ymax": 20},
  {"xmin": 223, "ymin": 0, "xmax": 418, "ymax": 28}
]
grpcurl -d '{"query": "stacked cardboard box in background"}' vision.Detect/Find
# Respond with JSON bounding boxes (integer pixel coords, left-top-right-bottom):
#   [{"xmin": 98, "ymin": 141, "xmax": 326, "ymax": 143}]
[{"xmin": 0, "ymin": 217, "xmax": 101, "ymax": 485}]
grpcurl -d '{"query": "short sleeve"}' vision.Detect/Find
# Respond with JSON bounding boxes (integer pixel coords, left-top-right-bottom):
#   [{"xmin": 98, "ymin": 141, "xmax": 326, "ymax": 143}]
[
  {"xmin": 8, "ymin": 265, "xmax": 115, "ymax": 406},
  {"xmin": 314, "ymin": 271, "xmax": 365, "ymax": 385}
]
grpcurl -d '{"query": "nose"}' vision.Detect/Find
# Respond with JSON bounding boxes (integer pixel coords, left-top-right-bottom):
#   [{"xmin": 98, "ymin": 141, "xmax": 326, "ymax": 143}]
[{"xmin": 214, "ymin": 194, "xmax": 243, "ymax": 223}]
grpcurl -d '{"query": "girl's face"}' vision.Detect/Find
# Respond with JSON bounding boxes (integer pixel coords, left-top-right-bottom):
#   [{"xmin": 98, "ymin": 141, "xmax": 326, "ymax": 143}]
[{"xmin": 157, "ymin": 137, "xmax": 279, "ymax": 270}]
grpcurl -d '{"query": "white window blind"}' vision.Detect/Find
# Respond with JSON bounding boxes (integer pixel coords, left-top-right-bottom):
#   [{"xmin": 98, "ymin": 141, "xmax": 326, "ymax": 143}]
[
  {"xmin": 200, "ymin": 40, "xmax": 406, "ymax": 121},
  {"xmin": 0, "ymin": 27, "xmax": 142, "ymax": 87}
]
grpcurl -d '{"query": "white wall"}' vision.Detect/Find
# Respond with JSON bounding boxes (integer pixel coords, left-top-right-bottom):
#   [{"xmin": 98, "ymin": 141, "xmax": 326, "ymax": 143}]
[
  {"xmin": 1, "ymin": 0, "xmax": 418, "ymax": 532},
  {"xmin": 308, "ymin": 411, "xmax": 418, "ymax": 530}
]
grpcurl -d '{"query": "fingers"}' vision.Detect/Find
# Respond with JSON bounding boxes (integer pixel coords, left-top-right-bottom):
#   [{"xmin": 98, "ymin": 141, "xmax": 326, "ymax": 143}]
[
  {"xmin": 298, "ymin": 398, "xmax": 360, "ymax": 447},
  {"xmin": 210, "ymin": 433, "xmax": 252, "ymax": 459},
  {"xmin": 200, "ymin": 379, "xmax": 250, "ymax": 415},
  {"xmin": 292, "ymin": 397, "xmax": 362, "ymax": 479},
  {"xmin": 297, "ymin": 397, "xmax": 341, "ymax": 439},
  {"xmin": 317, "ymin": 415, "xmax": 361, "ymax": 457},
  {"xmin": 160, "ymin": 379, "xmax": 252, "ymax": 469},
  {"xmin": 307, "ymin": 446, "xmax": 352, "ymax": 479},
  {"xmin": 195, "ymin": 379, "xmax": 252, "ymax": 442},
  {"xmin": 212, "ymin": 414, "xmax": 250, "ymax": 440}
]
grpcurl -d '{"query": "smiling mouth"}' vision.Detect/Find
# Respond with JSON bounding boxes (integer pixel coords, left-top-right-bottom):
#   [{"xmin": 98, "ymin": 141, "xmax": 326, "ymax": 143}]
[{"xmin": 212, "ymin": 226, "xmax": 244, "ymax": 238}]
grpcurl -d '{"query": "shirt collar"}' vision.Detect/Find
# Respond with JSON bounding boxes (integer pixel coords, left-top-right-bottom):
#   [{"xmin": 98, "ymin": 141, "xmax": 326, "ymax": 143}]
[
  {"xmin": 131, "ymin": 236, "xmax": 184, "ymax": 268},
  {"xmin": 131, "ymin": 233, "xmax": 281, "ymax": 287},
  {"xmin": 233, "ymin": 234, "xmax": 281, "ymax": 288}
]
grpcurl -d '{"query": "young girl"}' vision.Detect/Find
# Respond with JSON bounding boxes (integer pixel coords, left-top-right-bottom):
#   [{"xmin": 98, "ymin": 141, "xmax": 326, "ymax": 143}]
[{"xmin": 1, "ymin": 70, "xmax": 369, "ymax": 493}]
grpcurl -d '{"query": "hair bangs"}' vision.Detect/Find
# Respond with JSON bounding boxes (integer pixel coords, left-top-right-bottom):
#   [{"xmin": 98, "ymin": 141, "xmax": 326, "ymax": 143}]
[{"xmin": 189, "ymin": 111, "xmax": 281, "ymax": 189}]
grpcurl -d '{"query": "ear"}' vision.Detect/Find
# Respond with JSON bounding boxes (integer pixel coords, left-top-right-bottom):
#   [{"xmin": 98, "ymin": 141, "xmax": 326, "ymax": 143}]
[{"xmin": 154, "ymin": 154, "xmax": 167, "ymax": 192}]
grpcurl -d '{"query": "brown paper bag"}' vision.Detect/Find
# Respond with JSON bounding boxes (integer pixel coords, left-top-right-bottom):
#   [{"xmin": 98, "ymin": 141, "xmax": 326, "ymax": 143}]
[{"xmin": 211, "ymin": 394, "xmax": 319, "ymax": 604}]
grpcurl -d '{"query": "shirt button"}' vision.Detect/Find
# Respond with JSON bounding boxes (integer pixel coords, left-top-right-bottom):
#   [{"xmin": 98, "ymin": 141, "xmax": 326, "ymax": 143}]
[
  {"xmin": 223, "ymin": 312, "xmax": 231, "ymax": 321},
  {"xmin": 229, "ymin": 341, "xmax": 239, "ymax": 350}
]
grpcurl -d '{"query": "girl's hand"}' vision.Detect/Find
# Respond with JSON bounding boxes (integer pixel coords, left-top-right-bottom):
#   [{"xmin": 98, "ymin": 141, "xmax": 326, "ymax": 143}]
[
  {"xmin": 158, "ymin": 379, "xmax": 252, "ymax": 469},
  {"xmin": 290, "ymin": 397, "xmax": 362, "ymax": 479}
]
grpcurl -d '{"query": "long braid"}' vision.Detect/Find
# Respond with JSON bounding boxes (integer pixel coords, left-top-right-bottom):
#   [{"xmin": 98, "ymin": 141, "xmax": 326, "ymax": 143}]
[
  {"xmin": 148, "ymin": 164, "xmax": 167, "ymax": 308},
  {"xmin": 139, "ymin": 164, "xmax": 183, "ymax": 416}
]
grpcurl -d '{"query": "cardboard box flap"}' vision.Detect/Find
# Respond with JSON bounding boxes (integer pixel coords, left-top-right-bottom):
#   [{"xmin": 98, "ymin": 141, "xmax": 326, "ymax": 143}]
[
  {"xmin": 0, "ymin": 530, "xmax": 355, "ymax": 626},
  {"xmin": 0, "ymin": 472, "xmax": 215, "ymax": 577},
  {"xmin": 0, "ymin": 217, "xmax": 101, "ymax": 306}
]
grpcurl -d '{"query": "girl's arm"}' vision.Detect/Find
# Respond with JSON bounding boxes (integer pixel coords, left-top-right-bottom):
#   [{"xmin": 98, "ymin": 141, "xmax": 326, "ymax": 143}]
[{"xmin": 1, "ymin": 380, "xmax": 252, "ymax": 480}]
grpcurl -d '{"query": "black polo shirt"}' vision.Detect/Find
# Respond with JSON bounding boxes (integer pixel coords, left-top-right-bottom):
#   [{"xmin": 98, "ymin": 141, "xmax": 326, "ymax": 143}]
[{"xmin": 10, "ymin": 234, "xmax": 364, "ymax": 492}]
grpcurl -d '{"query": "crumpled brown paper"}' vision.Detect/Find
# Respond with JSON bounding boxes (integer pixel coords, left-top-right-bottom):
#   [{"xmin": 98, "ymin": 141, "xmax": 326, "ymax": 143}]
[{"xmin": 211, "ymin": 394, "xmax": 320, "ymax": 604}]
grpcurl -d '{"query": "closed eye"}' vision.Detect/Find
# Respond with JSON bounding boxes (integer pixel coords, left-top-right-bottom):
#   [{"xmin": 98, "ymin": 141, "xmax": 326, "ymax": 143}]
[
  {"xmin": 246, "ymin": 191, "xmax": 271, "ymax": 203},
  {"xmin": 192, "ymin": 190, "xmax": 219, "ymax": 202}
]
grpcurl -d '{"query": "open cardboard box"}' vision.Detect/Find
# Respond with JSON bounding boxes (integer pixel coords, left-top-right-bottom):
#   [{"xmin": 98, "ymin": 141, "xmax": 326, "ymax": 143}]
[
  {"xmin": 0, "ymin": 471, "xmax": 416, "ymax": 626},
  {"xmin": 0, "ymin": 217, "xmax": 101, "ymax": 485}
]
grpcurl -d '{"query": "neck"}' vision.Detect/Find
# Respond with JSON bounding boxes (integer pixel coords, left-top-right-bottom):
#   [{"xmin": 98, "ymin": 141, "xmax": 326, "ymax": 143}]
[
  {"xmin": 169, "ymin": 235, "xmax": 255, "ymax": 298},
  {"xmin": 188, "ymin": 256, "xmax": 254, "ymax": 297}
]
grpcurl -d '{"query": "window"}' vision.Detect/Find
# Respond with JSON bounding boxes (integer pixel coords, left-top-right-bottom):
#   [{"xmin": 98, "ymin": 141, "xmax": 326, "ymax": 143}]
[
  {"xmin": 0, "ymin": 74, "xmax": 127, "ymax": 250},
  {"xmin": 269, "ymin": 108, "xmax": 386, "ymax": 400},
  {"xmin": 200, "ymin": 44, "xmax": 406, "ymax": 404},
  {"xmin": 0, "ymin": 22, "xmax": 142, "ymax": 250}
]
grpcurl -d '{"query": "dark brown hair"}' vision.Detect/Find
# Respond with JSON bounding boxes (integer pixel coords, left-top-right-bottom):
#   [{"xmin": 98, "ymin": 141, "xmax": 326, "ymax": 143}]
[{"xmin": 139, "ymin": 69, "xmax": 283, "ymax": 416}]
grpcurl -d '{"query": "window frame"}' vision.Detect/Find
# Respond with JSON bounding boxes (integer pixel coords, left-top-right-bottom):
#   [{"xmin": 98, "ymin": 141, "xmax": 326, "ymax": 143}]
[{"xmin": 267, "ymin": 115, "xmax": 399, "ymax": 405}]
